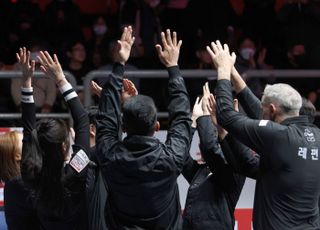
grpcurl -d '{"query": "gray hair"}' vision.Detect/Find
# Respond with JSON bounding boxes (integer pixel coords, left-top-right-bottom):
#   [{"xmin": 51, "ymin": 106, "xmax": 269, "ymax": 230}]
[{"xmin": 262, "ymin": 83, "xmax": 302, "ymax": 115}]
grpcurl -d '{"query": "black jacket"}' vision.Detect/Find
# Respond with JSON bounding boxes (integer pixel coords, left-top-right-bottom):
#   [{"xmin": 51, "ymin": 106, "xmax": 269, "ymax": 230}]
[
  {"xmin": 4, "ymin": 177, "xmax": 39, "ymax": 230},
  {"xmin": 96, "ymin": 64, "xmax": 192, "ymax": 229},
  {"xmin": 182, "ymin": 116, "xmax": 245, "ymax": 230},
  {"xmin": 216, "ymin": 79, "xmax": 320, "ymax": 230},
  {"xmin": 20, "ymin": 85, "xmax": 90, "ymax": 230}
]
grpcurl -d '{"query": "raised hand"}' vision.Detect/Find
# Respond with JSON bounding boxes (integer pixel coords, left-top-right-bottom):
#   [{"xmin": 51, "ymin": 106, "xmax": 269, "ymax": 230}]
[
  {"xmin": 121, "ymin": 78, "xmax": 138, "ymax": 103},
  {"xmin": 206, "ymin": 41, "xmax": 236, "ymax": 80},
  {"xmin": 90, "ymin": 80, "xmax": 102, "ymax": 97},
  {"xmin": 155, "ymin": 29, "xmax": 182, "ymax": 67},
  {"xmin": 114, "ymin": 26, "xmax": 135, "ymax": 65},
  {"xmin": 37, "ymin": 51, "xmax": 66, "ymax": 86},
  {"xmin": 191, "ymin": 97, "xmax": 203, "ymax": 128},
  {"xmin": 202, "ymin": 82, "xmax": 212, "ymax": 116},
  {"xmin": 16, "ymin": 47, "xmax": 35, "ymax": 88},
  {"xmin": 207, "ymin": 94, "xmax": 218, "ymax": 126}
]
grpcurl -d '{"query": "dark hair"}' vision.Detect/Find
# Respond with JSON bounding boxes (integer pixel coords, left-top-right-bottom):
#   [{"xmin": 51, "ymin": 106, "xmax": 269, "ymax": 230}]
[
  {"xmin": 122, "ymin": 95, "xmax": 157, "ymax": 136},
  {"xmin": 300, "ymin": 98, "xmax": 316, "ymax": 123},
  {"xmin": 23, "ymin": 119, "xmax": 70, "ymax": 211}
]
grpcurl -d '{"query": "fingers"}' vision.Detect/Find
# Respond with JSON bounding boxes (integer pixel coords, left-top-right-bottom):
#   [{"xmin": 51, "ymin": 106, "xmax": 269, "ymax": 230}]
[
  {"xmin": 177, "ymin": 40, "xmax": 182, "ymax": 49},
  {"xmin": 160, "ymin": 32, "xmax": 168, "ymax": 49},
  {"xmin": 31, "ymin": 60, "xmax": 36, "ymax": 72},
  {"xmin": 195, "ymin": 96, "xmax": 200, "ymax": 105},
  {"xmin": 16, "ymin": 52, "xmax": 21, "ymax": 63},
  {"xmin": 172, "ymin": 31, "xmax": 177, "ymax": 46},
  {"xmin": 121, "ymin": 26, "xmax": 128, "ymax": 41},
  {"xmin": 53, "ymin": 54, "xmax": 60, "ymax": 64},
  {"xmin": 38, "ymin": 51, "xmax": 48, "ymax": 66},
  {"xmin": 233, "ymin": 99, "xmax": 239, "ymax": 112},
  {"xmin": 26, "ymin": 51, "xmax": 31, "ymax": 65},
  {"xmin": 166, "ymin": 29, "xmax": 173, "ymax": 46},
  {"xmin": 211, "ymin": 42, "xmax": 219, "ymax": 54},
  {"xmin": 44, "ymin": 51, "xmax": 54, "ymax": 64},
  {"xmin": 40, "ymin": 65, "xmax": 47, "ymax": 73},
  {"xmin": 206, "ymin": 46, "xmax": 215, "ymax": 58},
  {"xmin": 231, "ymin": 52, "xmax": 237, "ymax": 64},
  {"xmin": 223, "ymin": 44, "xmax": 229, "ymax": 54},
  {"xmin": 155, "ymin": 44, "xmax": 163, "ymax": 56},
  {"xmin": 22, "ymin": 47, "xmax": 27, "ymax": 64}
]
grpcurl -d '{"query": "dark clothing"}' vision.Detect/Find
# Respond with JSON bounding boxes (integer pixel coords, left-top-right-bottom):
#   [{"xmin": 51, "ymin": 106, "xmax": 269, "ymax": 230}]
[
  {"xmin": 21, "ymin": 86, "xmax": 90, "ymax": 230},
  {"xmin": 216, "ymin": 79, "xmax": 320, "ymax": 230},
  {"xmin": 220, "ymin": 86, "xmax": 261, "ymax": 179},
  {"xmin": 4, "ymin": 177, "xmax": 39, "ymax": 230},
  {"xmin": 182, "ymin": 116, "xmax": 245, "ymax": 230},
  {"xmin": 96, "ymin": 64, "xmax": 192, "ymax": 229}
]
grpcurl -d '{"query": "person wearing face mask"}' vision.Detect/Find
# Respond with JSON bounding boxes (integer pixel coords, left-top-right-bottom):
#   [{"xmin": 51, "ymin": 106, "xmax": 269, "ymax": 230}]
[
  {"xmin": 235, "ymin": 36, "xmax": 273, "ymax": 98},
  {"xmin": 86, "ymin": 16, "xmax": 114, "ymax": 69}
]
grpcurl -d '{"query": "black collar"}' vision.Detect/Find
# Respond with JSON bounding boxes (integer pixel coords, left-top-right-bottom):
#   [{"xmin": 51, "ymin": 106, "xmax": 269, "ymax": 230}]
[{"xmin": 280, "ymin": 115, "xmax": 311, "ymax": 126}]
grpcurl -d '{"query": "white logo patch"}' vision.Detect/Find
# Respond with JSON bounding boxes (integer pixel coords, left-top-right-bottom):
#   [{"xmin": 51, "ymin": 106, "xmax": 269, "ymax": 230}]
[
  {"xmin": 259, "ymin": 120, "xmax": 269, "ymax": 126},
  {"xmin": 69, "ymin": 149, "xmax": 90, "ymax": 173}
]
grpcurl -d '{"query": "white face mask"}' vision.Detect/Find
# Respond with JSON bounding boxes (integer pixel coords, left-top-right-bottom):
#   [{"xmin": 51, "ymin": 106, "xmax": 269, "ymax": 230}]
[
  {"xmin": 240, "ymin": 48, "xmax": 255, "ymax": 60},
  {"xmin": 93, "ymin": 25, "xmax": 107, "ymax": 36}
]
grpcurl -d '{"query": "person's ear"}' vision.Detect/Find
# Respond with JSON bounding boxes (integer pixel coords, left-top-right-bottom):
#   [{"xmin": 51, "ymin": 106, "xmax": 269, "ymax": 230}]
[
  {"xmin": 61, "ymin": 142, "xmax": 69, "ymax": 160},
  {"xmin": 270, "ymin": 103, "xmax": 276, "ymax": 114},
  {"xmin": 155, "ymin": 121, "xmax": 160, "ymax": 132}
]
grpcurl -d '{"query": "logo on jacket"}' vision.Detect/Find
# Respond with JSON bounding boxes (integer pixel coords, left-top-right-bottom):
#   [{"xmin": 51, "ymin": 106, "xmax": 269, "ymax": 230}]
[{"xmin": 304, "ymin": 129, "xmax": 315, "ymax": 142}]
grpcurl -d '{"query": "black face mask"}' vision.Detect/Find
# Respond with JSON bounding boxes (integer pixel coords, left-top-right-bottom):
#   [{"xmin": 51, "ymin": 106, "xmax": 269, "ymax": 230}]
[{"xmin": 293, "ymin": 54, "xmax": 306, "ymax": 67}]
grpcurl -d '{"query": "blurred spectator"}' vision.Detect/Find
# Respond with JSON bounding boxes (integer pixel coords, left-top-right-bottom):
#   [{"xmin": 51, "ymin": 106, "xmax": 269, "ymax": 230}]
[
  {"xmin": 0, "ymin": 62, "xmax": 16, "ymax": 114},
  {"xmin": 44, "ymin": 0, "xmax": 83, "ymax": 54},
  {"xmin": 235, "ymin": 37, "xmax": 273, "ymax": 98},
  {"xmin": 11, "ymin": 42, "xmax": 56, "ymax": 113},
  {"xmin": 64, "ymin": 40, "xmax": 91, "ymax": 86},
  {"xmin": 277, "ymin": 0, "xmax": 320, "ymax": 48},
  {"xmin": 86, "ymin": 16, "xmax": 115, "ymax": 69}
]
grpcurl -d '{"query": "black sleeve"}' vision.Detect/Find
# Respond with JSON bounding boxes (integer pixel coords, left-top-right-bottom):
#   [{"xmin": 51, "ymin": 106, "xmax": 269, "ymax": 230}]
[
  {"xmin": 220, "ymin": 134, "xmax": 260, "ymax": 179},
  {"xmin": 21, "ymin": 88, "xmax": 41, "ymax": 187},
  {"xmin": 181, "ymin": 155, "xmax": 200, "ymax": 184},
  {"xmin": 181, "ymin": 127, "xmax": 200, "ymax": 184},
  {"xmin": 237, "ymin": 86, "xmax": 262, "ymax": 119},
  {"xmin": 196, "ymin": 115, "xmax": 245, "ymax": 206},
  {"xmin": 96, "ymin": 63, "xmax": 124, "ymax": 165},
  {"xmin": 216, "ymin": 79, "xmax": 287, "ymax": 157},
  {"xmin": 164, "ymin": 66, "xmax": 192, "ymax": 173},
  {"xmin": 61, "ymin": 83, "xmax": 90, "ymax": 184}
]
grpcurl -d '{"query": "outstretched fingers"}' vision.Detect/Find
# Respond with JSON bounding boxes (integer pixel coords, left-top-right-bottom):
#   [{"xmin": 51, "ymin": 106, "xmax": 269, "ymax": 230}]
[{"xmin": 166, "ymin": 29, "xmax": 173, "ymax": 46}]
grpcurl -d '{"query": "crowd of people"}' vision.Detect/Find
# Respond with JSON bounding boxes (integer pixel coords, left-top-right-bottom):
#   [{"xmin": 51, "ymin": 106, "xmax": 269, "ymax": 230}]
[
  {"xmin": 0, "ymin": 25, "xmax": 320, "ymax": 230},
  {"xmin": 1, "ymin": 0, "xmax": 320, "ymax": 119}
]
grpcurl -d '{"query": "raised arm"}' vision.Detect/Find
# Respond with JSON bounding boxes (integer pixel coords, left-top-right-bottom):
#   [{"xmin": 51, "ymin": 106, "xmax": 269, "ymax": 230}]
[
  {"xmin": 156, "ymin": 29, "xmax": 192, "ymax": 172},
  {"xmin": 95, "ymin": 26, "xmax": 135, "ymax": 164},
  {"xmin": 18, "ymin": 47, "xmax": 41, "ymax": 186},
  {"xmin": 38, "ymin": 51, "xmax": 90, "ymax": 153},
  {"xmin": 232, "ymin": 66, "xmax": 262, "ymax": 119},
  {"xmin": 207, "ymin": 41, "xmax": 281, "ymax": 156}
]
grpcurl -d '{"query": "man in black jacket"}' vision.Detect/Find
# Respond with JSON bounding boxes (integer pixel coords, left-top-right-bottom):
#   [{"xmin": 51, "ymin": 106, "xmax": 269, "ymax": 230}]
[
  {"xmin": 96, "ymin": 26, "xmax": 191, "ymax": 229},
  {"xmin": 207, "ymin": 41, "xmax": 320, "ymax": 230}
]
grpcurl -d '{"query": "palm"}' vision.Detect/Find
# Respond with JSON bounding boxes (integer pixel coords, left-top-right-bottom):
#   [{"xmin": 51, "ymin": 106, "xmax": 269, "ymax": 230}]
[{"xmin": 114, "ymin": 26, "xmax": 135, "ymax": 64}]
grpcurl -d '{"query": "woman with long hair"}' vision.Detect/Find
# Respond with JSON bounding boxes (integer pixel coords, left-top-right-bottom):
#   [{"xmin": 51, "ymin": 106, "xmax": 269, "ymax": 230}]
[
  {"xmin": 1, "ymin": 130, "xmax": 39, "ymax": 229},
  {"xmin": 18, "ymin": 47, "xmax": 90, "ymax": 229}
]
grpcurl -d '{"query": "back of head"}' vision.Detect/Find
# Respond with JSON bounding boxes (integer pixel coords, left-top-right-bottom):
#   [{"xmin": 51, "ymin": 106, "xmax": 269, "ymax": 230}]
[
  {"xmin": 34, "ymin": 119, "xmax": 70, "ymax": 208},
  {"xmin": 262, "ymin": 83, "xmax": 302, "ymax": 116},
  {"xmin": 300, "ymin": 98, "xmax": 316, "ymax": 123},
  {"xmin": 123, "ymin": 95, "xmax": 157, "ymax": 136},
  {"xmin": 0, "ymin": 131, "xmax": 21, "ymax": 182}
]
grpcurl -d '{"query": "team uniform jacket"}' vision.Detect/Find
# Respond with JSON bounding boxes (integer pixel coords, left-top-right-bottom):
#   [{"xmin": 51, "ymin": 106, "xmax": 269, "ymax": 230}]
[
  {"xmin": 96, "ymin": 64, "xmax": 192, "ymax": 229},
  {"xmin": 216, "ymin": 79, "xmax": 320, "ymax": 230},
  {"xmin": 20, "ymin": 83, "xmax": 90, "ymax": 230},
  {"xmin": 182, "ymin": 116, "xmax": 245, "ymax": 230}
]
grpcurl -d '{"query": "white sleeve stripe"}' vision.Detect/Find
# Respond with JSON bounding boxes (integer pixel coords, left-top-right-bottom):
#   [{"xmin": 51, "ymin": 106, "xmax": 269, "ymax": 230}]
[
  {"xmin": 21, "ymin": 95, "xmax": 34, "ymax": 103},
  {"xmin": 21, "ymin": 87, "xmax": 33, "ymax": 93},
  {"xmin": 59, "ymin": 83, "xmax": 73, "ymax": 94},
  {"xmin": 64, "ymin": 91, "xmax": 78, "ymax": 101}
]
